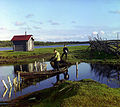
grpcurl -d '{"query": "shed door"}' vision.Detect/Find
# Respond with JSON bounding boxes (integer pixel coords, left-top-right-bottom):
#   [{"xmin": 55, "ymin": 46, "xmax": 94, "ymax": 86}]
[{"xmin": 15, "ymin": 45, "xmax": 26, "ymax": 51}]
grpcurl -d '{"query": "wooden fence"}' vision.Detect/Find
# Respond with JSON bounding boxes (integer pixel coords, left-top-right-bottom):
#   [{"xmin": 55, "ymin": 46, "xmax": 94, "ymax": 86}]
[{"xmin": 89, "ymin": 36, "xmax": 120, "ymax": 57}]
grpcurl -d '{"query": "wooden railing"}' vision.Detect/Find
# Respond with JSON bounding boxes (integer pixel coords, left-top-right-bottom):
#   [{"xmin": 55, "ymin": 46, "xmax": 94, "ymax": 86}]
[{"xmin": 89, "ymin": 36, "xmax": 120, "ymax": 57}]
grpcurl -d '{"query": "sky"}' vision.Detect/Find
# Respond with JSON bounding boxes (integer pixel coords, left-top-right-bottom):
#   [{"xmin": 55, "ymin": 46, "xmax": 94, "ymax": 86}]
[{"xmin": 0, "ymin": 0, "xmax": 120, "ymax": 41}]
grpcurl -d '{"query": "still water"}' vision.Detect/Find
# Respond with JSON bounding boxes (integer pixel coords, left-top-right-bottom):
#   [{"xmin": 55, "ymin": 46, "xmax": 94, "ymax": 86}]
[
  {"xmin": 0, "ymin": 44, "xmax": 89, "ymax": 51},
  {"xmin": 0, "ymin": 62, "xmax": 120, "ymax": 101}
]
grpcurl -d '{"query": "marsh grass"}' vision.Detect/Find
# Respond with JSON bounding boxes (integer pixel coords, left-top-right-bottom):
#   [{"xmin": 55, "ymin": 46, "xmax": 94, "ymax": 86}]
[{"xmin": 14, "ymin": 79, "xmax": 120, "ymax": 107}]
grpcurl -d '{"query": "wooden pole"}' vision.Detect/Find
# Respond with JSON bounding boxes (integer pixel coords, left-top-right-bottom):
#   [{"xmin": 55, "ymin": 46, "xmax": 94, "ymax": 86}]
[
  {"xmin": 8, "ymin": 76, "xmax": 12, "ymax": 88},
  {"xmin": 40, "ymin": 63, "xmax": 43, "ymax": 71},
  {"xmin": 76, "ymin": 62, "xmax": 78, "ymax": 79},
  {"xmin": 9, "ymin": 87, "xmax": 12, "ymax": 98},
  {"xmin": 44, "ymin": 64, "xmax": 47, "ymax": 71},
  {"xmin": 34, "ymin": 61, "xmax": 37, "ymax": 72},
  {"xmin": 13, "ymin": 77, "xmax": 18, "ymax": 87},
  {"xmin": 18, "ymin": 72, "xmax": 20, "ymax": 82},
  {"xmin": 1, "ymin": 80, "xmax": 8, "ymax": 89},
  {"xmin": 20, "ymin": 65, "xmax": 22, "ymax": 71},
  {"xmin": 43, "ymin": 58, "xmax": 44, "ymax": 63},
  {"xmin": 18, "ymin": 81, "xmax": 21, "ymax": 91},
  {"xmin": 2, "ymin": 88, "xmax": 8, "ymax": 98}
]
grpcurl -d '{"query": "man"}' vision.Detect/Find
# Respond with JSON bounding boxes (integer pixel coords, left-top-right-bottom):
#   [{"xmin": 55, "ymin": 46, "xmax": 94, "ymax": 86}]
[
  {"xmin": 53, "ymin": 49, "xmax": 61, "ymax": 71},
  {"xmin": 61, "ymin": 45, "xmax": 69, "ymax": 59}
]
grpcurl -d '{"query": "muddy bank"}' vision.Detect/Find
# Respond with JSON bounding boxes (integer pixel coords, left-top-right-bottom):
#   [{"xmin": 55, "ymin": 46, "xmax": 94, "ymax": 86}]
[{"xmin": 0, "ymin": 53, "xmax": 53, "ymax": 65}]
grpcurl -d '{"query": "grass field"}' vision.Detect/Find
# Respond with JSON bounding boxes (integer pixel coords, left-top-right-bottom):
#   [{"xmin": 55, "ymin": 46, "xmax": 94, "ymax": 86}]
[{"xmin": 0, "ymin": 45, "xmax": 119, "ymax": 65}]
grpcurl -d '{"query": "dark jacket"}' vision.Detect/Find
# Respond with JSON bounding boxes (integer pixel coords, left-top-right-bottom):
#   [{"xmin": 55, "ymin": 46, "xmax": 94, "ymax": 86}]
[{"xmin": 63, "ymin": 47, "xmax": 68, "ymax": 53}]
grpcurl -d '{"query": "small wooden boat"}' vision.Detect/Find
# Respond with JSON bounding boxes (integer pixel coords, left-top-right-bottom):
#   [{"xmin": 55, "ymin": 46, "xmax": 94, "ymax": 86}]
[
  {"xmin": 16, "ymin": 60, "xmax": 71, "ymax": 82},
  {"xmin": 18, "ymin": 67, "xmax": 68, "ymax": 77},
  {"xmin": 50, "ymin": 60, "xmax": 69, "ymax": 69}
]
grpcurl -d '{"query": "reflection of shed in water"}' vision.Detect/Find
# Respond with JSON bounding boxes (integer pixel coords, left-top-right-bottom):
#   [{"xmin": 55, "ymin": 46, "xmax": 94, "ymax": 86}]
[{"xmin": 14, "ymin": 63, "xmax": 34, "ymax": 73}]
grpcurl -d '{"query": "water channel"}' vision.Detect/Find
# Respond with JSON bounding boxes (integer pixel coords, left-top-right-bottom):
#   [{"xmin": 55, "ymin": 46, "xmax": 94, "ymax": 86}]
[
  {"xmin": 0, "ymin": 44, "xmax": 89, "ymax": 51},
  {"xmin": 0, "ymin": 62, "xmax": 120, "ymax": 101}
]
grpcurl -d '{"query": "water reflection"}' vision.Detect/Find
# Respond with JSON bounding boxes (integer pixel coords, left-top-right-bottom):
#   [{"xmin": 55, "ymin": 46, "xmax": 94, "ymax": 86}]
[
  {"xmin": 56, "ymin": 72, "xmax": 69, "ymax": 83},
  {"xmin": 90, "ymin": 63, "xmax": 120, "ymax": 81},
  {"xmin": 0, "ymin": 62, "xmax": 120, "ymax": 102},
  {"xmin": 13, "ymin": 62, "xmax": 69, "ymax": 91}
]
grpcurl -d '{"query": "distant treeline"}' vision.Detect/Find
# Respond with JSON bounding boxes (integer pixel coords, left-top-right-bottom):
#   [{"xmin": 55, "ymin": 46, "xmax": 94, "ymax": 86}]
[
  {"xmin": 1, "ymin": 40, "xmax": 120, "ymax": 47},
  {"xmin": 0, "ymin": 41, "xmax": 89, "ymax": 47},
  {"xmin": 0, "ymin": 41, "xmax": 13, "ymax": 47},
  {"xmin": 34, "ymin": 41, "xmax": 89, "ymax": 46}
]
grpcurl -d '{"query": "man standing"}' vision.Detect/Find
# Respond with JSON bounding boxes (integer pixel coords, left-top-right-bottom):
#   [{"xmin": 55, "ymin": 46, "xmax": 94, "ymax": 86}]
[
  {"xmin": 53, "ymin": 49, "xmax": 61, "ymax": 71},
  {"xmin": 61, "ymin": 45, "xmax": 69, "ymax": 59}
]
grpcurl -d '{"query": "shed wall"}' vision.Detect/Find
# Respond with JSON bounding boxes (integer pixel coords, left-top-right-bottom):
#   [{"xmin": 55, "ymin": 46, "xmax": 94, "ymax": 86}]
[{"xmin": 13, "ymin": 41, "xmax": 27, "ymax": 51}]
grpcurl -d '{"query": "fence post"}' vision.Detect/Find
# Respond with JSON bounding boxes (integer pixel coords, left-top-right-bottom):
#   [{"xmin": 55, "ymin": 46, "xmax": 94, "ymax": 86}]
[
  {"xmin": 9, "ymin": 87, "xmax": 12, "ymax": 98},
  {"xmin": 43, "ymin": 58, "xmax": 44, "ymax": 63},
  {"xmin": 1, "ymin": 80, "xmax": 8, "ymax": 89},
  {"xmin": 40, "ymin": 63, "xmax": 43, "ymax": 71},
  {"xmin": 8, "ymin": 76, "xmax": 12, "ymax": 88},
  {"xmin": 18, "ymin": 72, "xmax": 20, "ymax": 82},
  {"xmin": 2, "ymin": 88, "xmax": 8, "ymax": 98},
  {"xmin": 76, "ymin": 62, "xmax": 78, "ymax": 79}
]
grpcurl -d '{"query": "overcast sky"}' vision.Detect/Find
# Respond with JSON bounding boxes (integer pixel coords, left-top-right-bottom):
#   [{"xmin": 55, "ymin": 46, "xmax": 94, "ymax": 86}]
[{"xmin": 0, "ymin": 0, "xmax": 120, "ymax": 41}]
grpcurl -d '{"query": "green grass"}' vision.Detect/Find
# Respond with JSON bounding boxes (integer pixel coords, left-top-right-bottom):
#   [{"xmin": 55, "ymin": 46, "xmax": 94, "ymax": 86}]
[
  {"xmin": 12, "ymin": 79, "xmax": 120, "ymax": 107},
  {"xmin": 0, "ymin": 45, "xmax": 119, "ymax": 65}
]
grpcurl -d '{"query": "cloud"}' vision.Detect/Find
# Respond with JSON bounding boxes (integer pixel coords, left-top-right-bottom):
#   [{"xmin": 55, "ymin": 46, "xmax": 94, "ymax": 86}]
[
  {"xmin": 48, "ymin": 20, "xmax": 60, "ymax": 25},
  {"xmin": 19, "ymin": 26, "xmax": 32, "ymax": 30},
  {"xmin": 35, "ymin": 34, "xmax": 86, "ymax": 42},
  {"xmin": 51, "ymin": 22, "xmax": 60, "ymax": 25},
  {"xmin": 71, "ymin": 21, "xmax": 76, "ymax": 24},
  {"xmin": 30, "ymin": 20, "xmax": 43, "ymax": 24},
  {"xmin": 15, "ymin": 21, "xmax": 26, "ymax": 26},
  {"xmin": 33, "ymin": 26, "xmax": 41, "ymax": 29},
  {"xmin": 26, "ymin": 14, "xmax": 34, "ymax": 18},
  {"xmin": 0, "ymin": 27, "xmax": 7, "ymax": 30},
  {"xmin": 92, "ymin": 31, "xmax": 98, "ymax": 35},
  {"xmin": 109, "ymin": 10, "xmax": 120, "ymax": 14},
  {"xmin": 100, "ymin": 30, "xmax": 105, "ymax": 34}
]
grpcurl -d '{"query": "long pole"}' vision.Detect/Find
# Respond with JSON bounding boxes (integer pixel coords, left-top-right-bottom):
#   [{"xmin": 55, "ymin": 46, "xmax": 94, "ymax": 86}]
[
  {"xmin": 8, "ymin": 76, "xmax": 12, "ymax": 88},
  {"xmin": 1, "ymin": 80, "xmax": 8, "ymax": 89},
  {"xmin": 76, "ymin": 62, "xmax": 78, "ymax": 79}
]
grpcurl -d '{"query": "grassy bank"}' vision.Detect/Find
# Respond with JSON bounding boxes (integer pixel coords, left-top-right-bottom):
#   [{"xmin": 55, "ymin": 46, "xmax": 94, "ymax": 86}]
[
  {"xmin": 0, "ymin": 45, "xmax": 119, "ymax": 65},
  {"xmin": 8, "ymin": 79, "xmax": 120, "ymax": 107}
]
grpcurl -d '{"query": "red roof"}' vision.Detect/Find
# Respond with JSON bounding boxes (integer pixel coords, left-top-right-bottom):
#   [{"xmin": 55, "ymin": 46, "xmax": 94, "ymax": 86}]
[{"xmin": 11, "ymin": 35, "xmax": 33, "ymax": 41}]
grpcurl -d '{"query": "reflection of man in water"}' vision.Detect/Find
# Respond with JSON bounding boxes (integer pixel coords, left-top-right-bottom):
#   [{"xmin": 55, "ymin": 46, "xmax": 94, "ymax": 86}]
[
  {"xmin": 64, "ymin": 72, "xmax": 69, "ymax": 80},
  {"xmin": 56, "ymin": 72, "xmax": 69, "ymax": 83}
]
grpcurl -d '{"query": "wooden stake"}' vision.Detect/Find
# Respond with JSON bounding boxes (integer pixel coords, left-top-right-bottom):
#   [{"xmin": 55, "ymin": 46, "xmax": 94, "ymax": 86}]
[
  {"xmin": 40, "ymin": 63, "xmax": 43, "ymax": 71},
  {"xmin": 9, "ymin": 87, "xmax": 12, "ymax": 98},
  {"xmin": 34, "ymin": 61, "xmax": 37, "ymax": 67},
  {"xmin": 18, "ymin": 81, "xmax": 21, "ymax": 91},
  {"xmin": 18, "ymin": 72, "xmax": 20, "ymax": 82},
  {"xmin": 76, "ymin": 62, "xmax": 78, "ymax": 79},
  {"xmin": 20, "ymin": 65, "xmax": 22, "ymax": 71},
  {"xmin": 1, "ymin": 80, "xmax": 8, "ymax": 89},
  {"xmin": 76, "ymin": 62, "xmax": 78, "ymax": 71},
  {"xmin": 13, "ymin": 77, "xmax": 18, "ymax": 87},
  {"xmin": 44, "ymin": 64, "xmax": 47, "ymax": 71},
  {"xmin": 43, "ymin": 58, "xmax": 44, "ymax": 63},
  {"xmin": 8, "ymin": 76, "xmax": 12, "ymax": 88},
  {"xmin": 2, "ymin": 88, "xmax": 8, "ymax": 98}
]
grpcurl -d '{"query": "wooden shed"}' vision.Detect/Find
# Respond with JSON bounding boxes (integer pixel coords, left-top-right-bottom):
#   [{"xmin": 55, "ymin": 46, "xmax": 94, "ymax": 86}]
[{"xmin": 11, "ymin": 35, "xmax": 34, "ymax": 51}]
